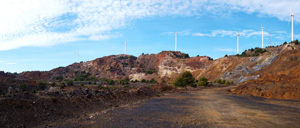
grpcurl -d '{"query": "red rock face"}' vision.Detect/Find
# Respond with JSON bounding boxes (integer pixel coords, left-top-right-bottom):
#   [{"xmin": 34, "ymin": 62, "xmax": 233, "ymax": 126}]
[{"xmin": 16, "ymin": 51, "xmax": 214, "ymax": 82}]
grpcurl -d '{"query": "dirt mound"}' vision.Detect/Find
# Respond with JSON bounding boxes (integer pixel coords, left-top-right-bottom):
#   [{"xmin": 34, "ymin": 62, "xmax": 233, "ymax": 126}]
[{"xmin": 0, "ymin": 84, "xmax": 168, "ymax": 127}]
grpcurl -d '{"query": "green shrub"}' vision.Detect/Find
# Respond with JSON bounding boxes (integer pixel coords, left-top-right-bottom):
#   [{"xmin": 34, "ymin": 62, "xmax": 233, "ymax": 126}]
[
  {"xmin": 141, "ymin": 79, "xmax": 147, "ymax": 83},
  {"xmin": 80, "ymin": 83, "xmax": 84, "ymax": 86},
  {"xmin": 67, "ymin": 80, "xmax": 74, "ymax": 86},
  {"xmin": 172, "ymin": 71, "xmax": 195, "ymax": 87},
  {"xmin": 197, "ymin": 76, "xmax": 208, "ymax": 86},
  {"xmin": 60, "ymin": 83, "xmax": 66, "ymax": 89},
  {"xmin": 199, "ymin": 76, "xmax": 208, "ymax": 83},
  {"xmin": 38, "ymin": 81, "xmax": 47, "ymax": 90},
  {"xmin": 191, "ymin": 84, "xmax": 197, "ymax": 88},
  {"xmin": 225, "ymin": 81, "xmax": 230, "ymax": 85},
  {"xmin": 51, "ymin": 82, "xmax": 56, "ymax": 87},
  {"xmin": 198, "ymin": 81, "xmax": 207, "ymax": 86},
  {"xmin": 20, "ymin": 84, "xmax": 26, "ymax": 92},
  {"xmin": 124, "ymin": 85, "xmax": 130, "ymax": 88},
  {"xmin": 295, "ymin": 40, "xmax": 299, "ymax": 45},
  {"xmin": 31, "ymin": 89, "xmax": 36, "ymax": 93}
]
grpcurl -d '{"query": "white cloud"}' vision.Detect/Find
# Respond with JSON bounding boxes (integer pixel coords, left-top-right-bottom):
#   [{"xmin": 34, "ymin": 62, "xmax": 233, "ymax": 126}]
[
  {"xmin": 193, "ymin": 30, "xmax": 269, "ymax": 38},
  {"xmin": 0, "ymin": 61, "xmax": 4, "ymax": 63},
  {"xmin": 192, "ymin": 33, "xmax": 214, "ymax": 37},
  {"xmin": 1, "ymin": 0, "xmax": 300, "ymax": 50},
  {"xmin": 295, "ymin": 34, "xmax": 300, "ymax": 39}
]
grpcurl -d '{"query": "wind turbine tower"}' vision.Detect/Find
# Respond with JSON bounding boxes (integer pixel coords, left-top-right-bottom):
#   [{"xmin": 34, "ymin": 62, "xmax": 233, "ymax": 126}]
[
  {"xmin": 236, "ymin": 33, "xmax": 239, "ymax": 54},
  {"xmin": 291, "ymin": 13, "xmax": 295, "ymax": 41},
  {"xmin": 175, "ymin": 32, "xmax": 177, "ymax": 51},
  {"xmin": 261, "ymin": 25, "xmax": 264, "ymax": 48}
]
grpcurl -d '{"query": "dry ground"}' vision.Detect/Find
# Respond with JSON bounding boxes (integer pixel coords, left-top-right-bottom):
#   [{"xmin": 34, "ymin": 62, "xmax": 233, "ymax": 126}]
[{"xmin": 46, "ymin": 86, "xmax": 300, "ymax": 128}]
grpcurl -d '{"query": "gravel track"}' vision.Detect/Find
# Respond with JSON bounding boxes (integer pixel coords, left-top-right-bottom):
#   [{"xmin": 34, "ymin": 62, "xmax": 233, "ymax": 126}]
[{"xmin": 47, "ymin": 86, "xmax": 300, "ymax": 128}]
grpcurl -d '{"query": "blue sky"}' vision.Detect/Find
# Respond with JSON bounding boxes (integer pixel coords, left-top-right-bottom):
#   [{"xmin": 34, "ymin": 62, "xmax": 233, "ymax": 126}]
[{"xmin": 0, "ymin": 0, "xmax": 300, "ymax": 73}]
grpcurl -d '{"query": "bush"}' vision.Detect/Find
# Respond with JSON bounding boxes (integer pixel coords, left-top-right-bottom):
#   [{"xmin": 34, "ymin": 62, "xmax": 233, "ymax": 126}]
[
  {"xmin": 199, "ymin": 76, "xmax": 208, "ymax": 83},
  {"xmin": 108, "ymin": 80, "xmax": 115, "ymax": 85},
  {"xmin": 295, "ymin": 40, "xmax": 299, "ymax": 45},
  {"xmin": 67, "ymin": 80, "xmax": 74, "ymax": 86},
  {"xmin": 80, "ymin": 83, "xmax": 84, "ymax": 86},
  {"xmin": 191, "ymin": 84, "xmax": 197, "ymax": 88},
  {"xmin": 216, "ymin": 79, "xmax": 225, "ymax": 84},
  {"xmin": 198, "ymin": 76, "xmax": 208, "ymax": 86},
  {"xmin": 198, "ymin": 81, "xmax": 207, "ymax": 86},
  {"xmin": 38, "ymin": 81, "xmax": 47, "ymax": 90},
  {"xmin": 31, "ymin": 89, "xmax": 36, "ymax": 93},
  {"xmin": 51, "ymin": 82, "xmax": 56, "ymax": 87},
  {"xmin": 141, "ymin": 79, "xmax": 147, "ymax": 83},
  {"xmin": 20, "ymin": 84, "xmax": 26, "ymax": 92},
  {"xmin": 172, "ymin": 71, "xmax": 195, "ymax": 87},
  {"xmin": 60, "ymin": 83, "xmax": 66, "ymax": 89},
  {"xmin": 225, "ymin": 81, "xmax": 230, "ymax": 85}
]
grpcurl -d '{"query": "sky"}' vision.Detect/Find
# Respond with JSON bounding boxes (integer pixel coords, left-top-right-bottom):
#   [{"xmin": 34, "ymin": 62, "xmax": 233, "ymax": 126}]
[{"xmin": 1, "ymin": 0, "xmax": 300, "ymax": 73}]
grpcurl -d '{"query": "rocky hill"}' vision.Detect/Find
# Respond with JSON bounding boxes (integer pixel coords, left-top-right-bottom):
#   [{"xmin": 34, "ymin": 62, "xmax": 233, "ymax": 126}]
[
  {"xmin": 234, "ymin": 43, "xmax": 300, "ymax": 100},
  {"xmin": 19, "ymin": 51, "xmax": 213, "ymax": 83},
  {"xmin": 2, "ymin": 42, "xmax": 300, "ymax": 100}
]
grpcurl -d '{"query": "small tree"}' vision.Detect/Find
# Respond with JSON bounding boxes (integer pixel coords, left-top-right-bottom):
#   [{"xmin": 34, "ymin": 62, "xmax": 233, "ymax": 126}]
[
  {"xmin": 172, "ymin": 71, "xmax": 195, "ymax": 87},
  {"xmin": 295, "ymin": 39, "xmax": 299, "ymax": 45},
  {"xmin": 198, "ymin": 76, "xmax": 208, "ymax": 86}
]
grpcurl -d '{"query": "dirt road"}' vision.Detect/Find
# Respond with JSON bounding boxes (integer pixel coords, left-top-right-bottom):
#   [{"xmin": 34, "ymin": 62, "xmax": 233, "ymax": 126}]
[{"xmin": 47, "ymin": 86, "xmax": 300, "ymax": 128}]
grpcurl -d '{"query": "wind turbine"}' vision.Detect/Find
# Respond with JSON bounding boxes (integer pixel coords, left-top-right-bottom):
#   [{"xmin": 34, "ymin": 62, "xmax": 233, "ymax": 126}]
[
  {"xmin": 291, "ymin": 13, "xmax": 295, "ymax": 41},
  {"xmin": 175, "ymin": 32, "xmax": 177, "ymax": 51},
  {"xmin": 236, "ymin": 32, "xmax": 239, "ymax": 54},
  {"xmin": 261, "ymin": 25, "xmax": 264, "ymax": 48}
]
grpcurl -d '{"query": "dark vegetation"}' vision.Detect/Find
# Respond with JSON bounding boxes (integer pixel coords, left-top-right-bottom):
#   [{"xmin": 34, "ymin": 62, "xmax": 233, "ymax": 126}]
[
  {"xmin": 173, "ymin": 51, "xmax": 190, "ymax": 58},
  {"xmin": 172, "ymin": 71, "xmax": 195, "ymax": 87},
  {"xmin": 237, "ymin": 47, "xmax": 267, "ymax": 57},
  {"xmin": 172, "ymin": 71, "xmax": 232, "ymax": 88}
]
